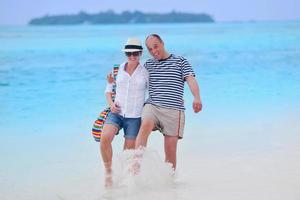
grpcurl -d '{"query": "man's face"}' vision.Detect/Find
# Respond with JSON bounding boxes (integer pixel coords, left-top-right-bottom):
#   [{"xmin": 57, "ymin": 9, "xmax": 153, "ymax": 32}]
[{"xmin": 146, "ymin": 36, "xmax": 164, "ymax": 60}]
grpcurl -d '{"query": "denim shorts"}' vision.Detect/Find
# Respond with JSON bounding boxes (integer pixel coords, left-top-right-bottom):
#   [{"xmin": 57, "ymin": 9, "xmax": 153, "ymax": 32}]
[{"xmin": 105, "ymin": 112, "xmax": 141, "ymax": 139}]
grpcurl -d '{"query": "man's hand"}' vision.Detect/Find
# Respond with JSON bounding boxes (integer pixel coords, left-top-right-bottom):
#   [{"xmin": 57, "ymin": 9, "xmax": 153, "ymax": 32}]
[
  {"xmin": 107, "ymin": 73, "xmax": 114, "ymax": 84},
  {"xmin": 193, "ymin": 98, "xmax": 202, "ymax": 113},
  {"xmin": 186, "ymin": 76, "xmax": 202, "ymax": 113}
]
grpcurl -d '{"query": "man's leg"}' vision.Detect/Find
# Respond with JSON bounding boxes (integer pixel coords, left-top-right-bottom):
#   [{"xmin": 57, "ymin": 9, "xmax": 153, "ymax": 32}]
[
  {"xmin": 129, "ymin": 118, "xmax": 155, "ymax": 174},
  {"xmin": 164, "ymin": 135, "xmax": 178, "ymax": 170},
  {"xmin": 135, "ymin": 118, "xmax": 155, "ymax": 148},
  {"xmin": 100, "ymin": 124, "xmax": 118, "ymax": 187}
]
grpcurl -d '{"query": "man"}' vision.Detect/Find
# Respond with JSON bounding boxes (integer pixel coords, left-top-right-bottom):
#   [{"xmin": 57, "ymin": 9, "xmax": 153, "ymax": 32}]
[{"xmin": 135, "ymin": 34, "xmax": 202, "ymax": 170}]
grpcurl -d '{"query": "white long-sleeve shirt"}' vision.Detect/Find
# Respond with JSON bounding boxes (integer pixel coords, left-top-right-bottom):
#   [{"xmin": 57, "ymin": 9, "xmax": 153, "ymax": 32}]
[{"xmin": 105, "ymin": 62, "xmax": 148, "ymax": 118}]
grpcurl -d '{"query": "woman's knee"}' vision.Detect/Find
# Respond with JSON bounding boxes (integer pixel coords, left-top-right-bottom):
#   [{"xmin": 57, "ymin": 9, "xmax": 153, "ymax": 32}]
[
  {"xmin": 100, "ymin": 133, "xmax": 112, "ymax": 145},
  {"xmin": 124, "ymin": 138, "xmax": 136, "ymax": 148},
  {"xmin": 101, "ymin": 125, "xmax": 118, "ymax": 144}
]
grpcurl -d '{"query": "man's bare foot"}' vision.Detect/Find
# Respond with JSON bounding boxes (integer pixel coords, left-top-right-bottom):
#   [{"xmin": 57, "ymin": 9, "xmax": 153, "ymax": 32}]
[
  {"xmin": 128, "ymin": 148, "xmax": 145, "ymax": 175},
  {"xmin": 128, "ymin": 160, "xmax": 140, "ymax": 175}
]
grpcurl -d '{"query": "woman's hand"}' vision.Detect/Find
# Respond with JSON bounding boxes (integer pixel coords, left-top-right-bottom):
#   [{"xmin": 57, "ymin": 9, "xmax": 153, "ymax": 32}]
[{"xmin": 110, "ymin": 102, "xmax": 121, "ymax": 113}]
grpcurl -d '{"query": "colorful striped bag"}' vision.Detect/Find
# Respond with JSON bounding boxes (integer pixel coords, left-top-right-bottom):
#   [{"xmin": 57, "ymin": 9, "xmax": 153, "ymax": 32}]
[{"xmin": 92, "ymin": 64, "xmax": 120, "ymax": 142}]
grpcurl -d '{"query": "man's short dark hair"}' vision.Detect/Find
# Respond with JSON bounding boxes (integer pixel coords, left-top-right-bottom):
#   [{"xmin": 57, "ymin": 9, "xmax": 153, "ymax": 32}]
[{"xmin": 146, "ymin": 34, "xmax": 163, "ymax": 43}]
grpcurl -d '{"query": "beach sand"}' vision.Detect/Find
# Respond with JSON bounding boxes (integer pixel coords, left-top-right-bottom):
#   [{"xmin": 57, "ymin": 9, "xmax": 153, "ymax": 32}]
[{"xmin": 1, "ymin": 111, "xmax": 299, "ymax": 200}]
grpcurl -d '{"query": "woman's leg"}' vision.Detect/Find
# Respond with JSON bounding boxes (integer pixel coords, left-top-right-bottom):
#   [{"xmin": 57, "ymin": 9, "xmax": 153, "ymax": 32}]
[
  {"xmin": 123, "ymin": 117, "xmax": 141, "ymax": 150},
  {"xmin": 100, "ymin": 124, "xmax": 118, "ymax": 187},
  {"xmin": 123, "ymin": 139, "xmax": 136, "ymax": 150}
]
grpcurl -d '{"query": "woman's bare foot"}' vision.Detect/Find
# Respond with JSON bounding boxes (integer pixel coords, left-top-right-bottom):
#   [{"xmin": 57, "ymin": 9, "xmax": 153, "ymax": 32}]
[
  {"xmin": 104, "ymin": 166, "xmax": 113, "ymax": 188},
  {"xmin": 104, "ymin": 172, "xmax": 113, "ymax": 188}
]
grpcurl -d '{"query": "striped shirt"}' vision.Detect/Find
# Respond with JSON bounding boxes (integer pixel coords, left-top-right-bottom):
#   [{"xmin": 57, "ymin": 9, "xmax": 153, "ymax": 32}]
[{"xmin": 144, "ymin": 54, "xmax": 195, "ymax": 110}]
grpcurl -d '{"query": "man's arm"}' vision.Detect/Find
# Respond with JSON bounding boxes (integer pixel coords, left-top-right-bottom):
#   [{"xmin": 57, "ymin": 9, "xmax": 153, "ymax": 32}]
[{"xmin": 185, "ymin": 76, "xmax": 202, "ymax": 113}]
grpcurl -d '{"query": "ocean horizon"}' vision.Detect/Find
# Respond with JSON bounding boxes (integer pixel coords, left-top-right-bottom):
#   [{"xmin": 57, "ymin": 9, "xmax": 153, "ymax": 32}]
[{"xmin": 1, "ymin": 21, "xmax": 300, "ymax": 199}]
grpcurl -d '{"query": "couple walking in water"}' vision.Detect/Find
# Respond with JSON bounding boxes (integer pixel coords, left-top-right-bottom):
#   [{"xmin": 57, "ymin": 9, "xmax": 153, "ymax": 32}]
[{"xmin": 100, "ymin": 34, "xmax": 202, "ymax": 187}]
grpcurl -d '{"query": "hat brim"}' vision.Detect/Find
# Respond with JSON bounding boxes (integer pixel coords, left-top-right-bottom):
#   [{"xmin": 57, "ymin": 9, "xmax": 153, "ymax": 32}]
[{"xmin": 122, "ymin": 49, "xmax": 143, "ymax": 52}]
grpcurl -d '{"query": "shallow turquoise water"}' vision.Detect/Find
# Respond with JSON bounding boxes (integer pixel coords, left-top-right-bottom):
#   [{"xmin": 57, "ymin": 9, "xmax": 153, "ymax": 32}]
[{"xmin": 1, "ymin": 22, "xmax": 300, "ymax": 134}]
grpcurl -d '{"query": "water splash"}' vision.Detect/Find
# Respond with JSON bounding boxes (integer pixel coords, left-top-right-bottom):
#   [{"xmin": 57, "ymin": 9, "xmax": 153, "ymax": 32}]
[{"xmin": 101, "ymin": 148, "xmax": 177, "ymax": 200}]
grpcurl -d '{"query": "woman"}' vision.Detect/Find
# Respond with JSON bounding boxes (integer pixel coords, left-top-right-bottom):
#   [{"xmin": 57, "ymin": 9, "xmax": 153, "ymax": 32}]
[{"xmin": 100, "ymin": 38, "xmax": 148, "ymax": 187}]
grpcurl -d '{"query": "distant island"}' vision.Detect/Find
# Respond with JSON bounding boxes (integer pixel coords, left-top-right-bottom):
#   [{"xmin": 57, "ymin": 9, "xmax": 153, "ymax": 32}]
[{"xmin": 29, "ymin": 10, "xmax": 214, "ymax": 25}]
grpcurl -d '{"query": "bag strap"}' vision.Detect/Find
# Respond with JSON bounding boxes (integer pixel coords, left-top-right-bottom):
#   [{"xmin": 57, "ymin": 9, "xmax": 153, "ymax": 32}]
[{"xmin": 111, "ymin": 64, "xmax": 120, "ymax": 101}]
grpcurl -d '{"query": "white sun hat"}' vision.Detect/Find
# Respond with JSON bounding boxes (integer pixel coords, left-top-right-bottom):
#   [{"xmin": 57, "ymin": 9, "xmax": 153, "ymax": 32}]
[{"xmin": 122, "ymin": 38, "xmax": 143, "ymax": 52}]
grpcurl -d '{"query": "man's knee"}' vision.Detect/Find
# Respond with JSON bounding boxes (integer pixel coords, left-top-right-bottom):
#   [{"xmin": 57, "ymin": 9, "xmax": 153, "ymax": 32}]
[{"xmin": 140, "ymin": 118, "xmax": 155, "ymax": 132}]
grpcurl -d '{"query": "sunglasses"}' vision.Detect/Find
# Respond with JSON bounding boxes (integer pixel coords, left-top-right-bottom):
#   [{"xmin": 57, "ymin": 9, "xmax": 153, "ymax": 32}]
[{"xmin": 125, "ymin": 51, "xmax": 141, "ymax": 57}]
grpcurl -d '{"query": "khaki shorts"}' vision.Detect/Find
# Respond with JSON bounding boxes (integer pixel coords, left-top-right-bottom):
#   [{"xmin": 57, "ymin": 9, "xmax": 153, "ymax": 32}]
[{"xmin": 142, "ymin": 104, "xmax": 185, "ymax": 139}]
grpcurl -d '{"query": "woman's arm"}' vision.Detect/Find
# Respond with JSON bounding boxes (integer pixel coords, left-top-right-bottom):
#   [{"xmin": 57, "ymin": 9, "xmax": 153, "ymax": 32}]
[{"xmin": 105, "ymin": 92, "xmax": 120, "ymax": 113}]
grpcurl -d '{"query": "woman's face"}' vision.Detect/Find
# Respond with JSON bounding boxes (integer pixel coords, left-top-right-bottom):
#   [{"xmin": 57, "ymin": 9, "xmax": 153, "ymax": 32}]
[{"xmin": 125, "ymin": 51, "xmax": 141, "ymax": 63}]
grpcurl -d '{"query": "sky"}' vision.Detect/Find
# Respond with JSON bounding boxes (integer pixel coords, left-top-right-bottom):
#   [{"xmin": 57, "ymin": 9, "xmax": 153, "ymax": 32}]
[{"xmin": 0, "ymin": 0, "xmax": 300, "ymax": 25}]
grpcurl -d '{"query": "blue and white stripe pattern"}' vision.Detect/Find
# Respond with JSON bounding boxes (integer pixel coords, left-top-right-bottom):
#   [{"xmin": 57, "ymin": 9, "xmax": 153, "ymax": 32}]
[{"xmin": 144, "ymin": 54, "xmax": 195, "ymax": 110}]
